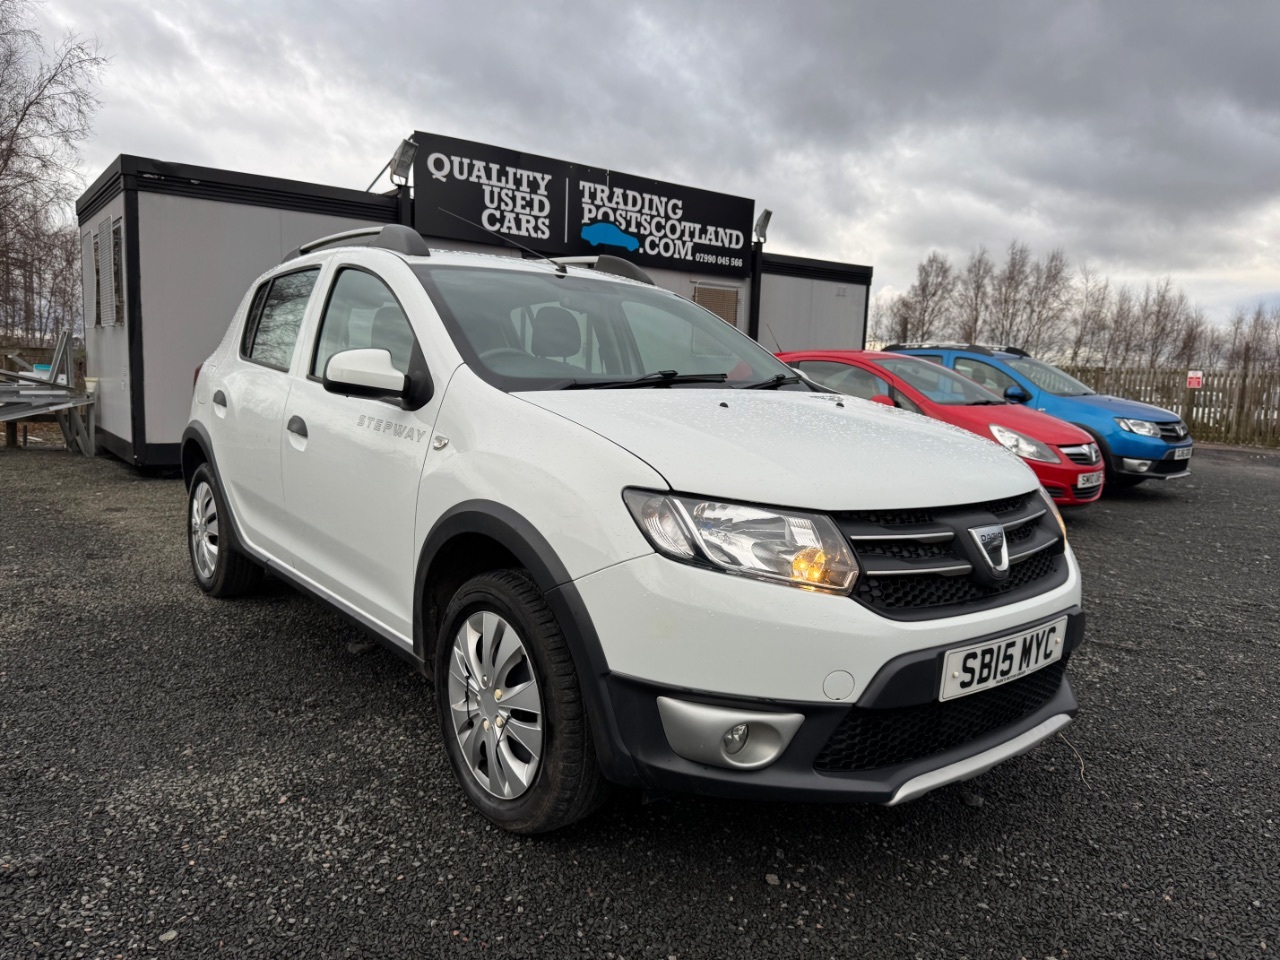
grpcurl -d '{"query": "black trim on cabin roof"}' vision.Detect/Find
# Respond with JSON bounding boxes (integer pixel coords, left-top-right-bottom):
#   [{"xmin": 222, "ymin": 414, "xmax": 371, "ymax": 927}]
[
  {"xmin": 761, "ymin": 252, "xmax": 873, "ymax": 286},
  {"xmin": 77, "ymin": 155, "xmax": 399, "ymax": 226}
]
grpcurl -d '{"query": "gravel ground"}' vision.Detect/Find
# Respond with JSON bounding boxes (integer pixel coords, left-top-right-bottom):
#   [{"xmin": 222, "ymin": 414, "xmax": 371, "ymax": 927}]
[{"xmin": 1, "ymin": 447, "xmax": 1277, "ymax": 959}]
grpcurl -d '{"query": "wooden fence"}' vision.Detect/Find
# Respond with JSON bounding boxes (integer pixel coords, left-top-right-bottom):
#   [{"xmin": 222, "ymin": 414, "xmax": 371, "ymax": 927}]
[{"xmin": 1063, "ymin": 366, "xmax": 1280, "ymax": 447}]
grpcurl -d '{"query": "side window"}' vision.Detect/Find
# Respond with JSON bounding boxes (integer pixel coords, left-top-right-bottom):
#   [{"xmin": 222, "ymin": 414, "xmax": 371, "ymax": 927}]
[
  {"xmin": 955, "ymin": 357, "xmax": 1017, "ymax": 394},
  {"xmin": 242, "ymin": 269, "xmax": 319, "ymax": 371},
  {"xmin": 913, "ymin": 353, "xmax": 945, "ymax": 365},
  {"xmin": 312, "ymin": 268, "xmax": 418, "ymax": 378},
  {"xmin": 795, "ymin": 360, "xmax": 890, "ymax": 399}
]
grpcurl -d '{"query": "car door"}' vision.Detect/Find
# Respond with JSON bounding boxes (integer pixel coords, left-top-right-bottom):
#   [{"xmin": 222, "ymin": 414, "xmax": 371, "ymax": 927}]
[
  {"xmin": 279, "ymin": 260, "xmax": 442, "ymax": 646},
  {"xmin": 210, "ymin": 266, "xmax": 321, "ymax": 563}
]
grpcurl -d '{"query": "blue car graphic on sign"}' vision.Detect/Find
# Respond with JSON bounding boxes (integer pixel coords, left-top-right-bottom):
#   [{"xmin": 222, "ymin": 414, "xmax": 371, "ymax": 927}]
[{"xmin": 581, "ymin": 221, "xmax": 640, "ymax": 252}]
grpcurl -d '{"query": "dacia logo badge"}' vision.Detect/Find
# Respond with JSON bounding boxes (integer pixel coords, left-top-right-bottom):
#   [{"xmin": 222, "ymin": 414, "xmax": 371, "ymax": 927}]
[{"xmin": 968, "ymin": 523, "xmax": 1010, "ymax": 578}]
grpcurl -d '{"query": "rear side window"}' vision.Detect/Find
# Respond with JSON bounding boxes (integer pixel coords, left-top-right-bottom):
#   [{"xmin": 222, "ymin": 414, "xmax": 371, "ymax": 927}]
[
  {"xmin": 955, "ymin": 357, "xmax": 1017, "ymax": 394},
  {"xmin": 795, "ymin": 360, "xmax": 891, "ymax": 399},
  {"xmin": 241, "ymin": 269, "xmax": 320, "ymax": 371},
  {"xmin": 312, "ymin": 268, "xmax": 418, "ymax": 377}
]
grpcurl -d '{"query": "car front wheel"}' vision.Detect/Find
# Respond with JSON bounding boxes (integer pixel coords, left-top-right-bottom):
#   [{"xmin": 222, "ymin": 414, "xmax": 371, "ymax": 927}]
[{"xmin": 435, "ymin": 569, "xmax": 608, "ymax": 834}]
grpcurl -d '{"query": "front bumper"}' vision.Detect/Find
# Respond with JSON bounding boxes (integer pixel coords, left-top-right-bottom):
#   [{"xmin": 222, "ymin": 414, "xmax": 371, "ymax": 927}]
[
  {"xmin": 1109, "ymin": 435, "xmax": 1193, "ymax": 479},
  {"xmin": 1031, "ymin": 457, "xmax": 1104, "ymax": 506},
  {"xmin": 598, "ymin": 609, "xmax": 1085, "ymax": 803}
]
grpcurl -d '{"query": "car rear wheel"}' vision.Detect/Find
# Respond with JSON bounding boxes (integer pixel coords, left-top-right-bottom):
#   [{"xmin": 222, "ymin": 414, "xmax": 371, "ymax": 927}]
[
  {"xmin": 187, "ymin": 463, "xmax": 262, "ymax": 597},
  {"xmin": 435, "ymin": 569, "xmax": 608, "ymax": 834}
]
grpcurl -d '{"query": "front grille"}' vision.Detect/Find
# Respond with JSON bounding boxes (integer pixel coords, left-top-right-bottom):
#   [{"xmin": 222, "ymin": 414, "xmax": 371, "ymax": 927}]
[
  {"xmin": 1061, "ymin": 443, "xmax": 1100, "ymax": 465},
  {"xmin": 1157, "ymin": 421, "xmax": 1189, "ymax": 442},
  {"xmin": 814, "ymin": 659, "xmax": 1068, "ymax": 772},
  {"xmin": 840, "ymin": 492, "xmax": 1033, "ymax": 527},
  {"xmin": 837, "ymin": 492, "xmax": 1066, "ymax": 619},
  {"xmin": 853, "ymin": 548, "xmax": 1058, "ymax": 612}
]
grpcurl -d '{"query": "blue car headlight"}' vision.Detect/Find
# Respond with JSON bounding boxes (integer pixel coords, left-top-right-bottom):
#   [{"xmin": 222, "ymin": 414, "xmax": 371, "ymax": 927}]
[{"xmin": 1114, "ymin": 418, "xmax": 1160, "ymax": 437}]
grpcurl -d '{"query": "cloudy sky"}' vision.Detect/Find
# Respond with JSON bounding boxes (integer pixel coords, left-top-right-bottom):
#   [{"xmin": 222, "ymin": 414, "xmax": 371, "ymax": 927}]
[{"xmin": 37, "ymin": 0, "xmax": 1280, "ymax": 319}]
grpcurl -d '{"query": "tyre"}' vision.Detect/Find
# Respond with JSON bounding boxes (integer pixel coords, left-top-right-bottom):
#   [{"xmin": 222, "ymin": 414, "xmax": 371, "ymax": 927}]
[
  {"xmin": 435, "ymin": 569, "xmax": 608, "ymax": 834},
  {"xmin": 187, "ymin": 462, "xmax": 263, "ymax": 597},
  {"xmin": 1074, "ymin": 424, "xmax": 1126, "ymax": 486}
]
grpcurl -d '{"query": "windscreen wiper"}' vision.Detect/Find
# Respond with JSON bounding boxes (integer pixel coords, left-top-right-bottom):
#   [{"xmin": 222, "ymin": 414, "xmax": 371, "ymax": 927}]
[
  {"xmin": 741, "ymin": 373, "xmax": 802, "ymax": 389},
  {"xmin": 967, "ymin": 399, "xmax": 1008, "ymax": 405},
  {"xmin": 562, "ymin": 370, "xmax": 729, "ymax": 389}
]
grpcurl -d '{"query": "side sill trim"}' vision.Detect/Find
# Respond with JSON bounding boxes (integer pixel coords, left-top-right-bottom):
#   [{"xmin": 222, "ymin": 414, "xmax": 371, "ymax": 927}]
[
  {"xmin": 886, "ymin": 712, "xmax": 1073, "ymax": 806},
  {"xmin": 264, "ymin": 558, "xmax": 415, "ymax": 654}
]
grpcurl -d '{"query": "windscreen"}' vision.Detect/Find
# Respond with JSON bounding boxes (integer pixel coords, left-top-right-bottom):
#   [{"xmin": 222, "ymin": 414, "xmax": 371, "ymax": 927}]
[
  {"xmin": 1007, "ymin": 358, "xmax": 1096, "ymax": 396},
  {"xmin": 413, "ymin": 265, "xmax": 802, "ymax": 392},
  {"xmin": 876, "ymin": 356, "xmax": 1006, "ymax": 405}
]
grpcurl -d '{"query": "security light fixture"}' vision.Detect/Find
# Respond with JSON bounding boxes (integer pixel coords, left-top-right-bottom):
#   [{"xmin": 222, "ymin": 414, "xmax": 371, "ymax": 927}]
[
  {"xmin": 366, "ymin": 137, "xmax": 419, "ymax": 192},
  {"xmin": 754, "ymin": 208, "xmax": 773, "ymax": 244},
  {"xmin": 389, "ymin": 138, "xmax": 418, "ymax": 185}
]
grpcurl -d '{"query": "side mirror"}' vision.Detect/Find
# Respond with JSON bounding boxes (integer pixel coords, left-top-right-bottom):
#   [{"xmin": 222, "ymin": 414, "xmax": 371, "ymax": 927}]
[
  {"xmin": 323, "ymin": 348, "xmax": 407, "ymax": 399},
  {"xmin": 1004, "ymin": 385, "xmax": 1030, "ymax": 403},
  {"xmin": 870, "ymin": 394, "xmax": 897, "ymax": 407}
]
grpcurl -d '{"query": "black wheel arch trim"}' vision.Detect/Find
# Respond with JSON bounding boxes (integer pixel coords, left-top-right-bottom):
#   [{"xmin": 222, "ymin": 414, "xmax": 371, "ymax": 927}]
[
  {"xmin": 181, "ymin": 421, "xmax": 248, "ymax": 555},
  {"xmin": 414, "ymin": 500, "xmax": 640, "ymax": 784}
]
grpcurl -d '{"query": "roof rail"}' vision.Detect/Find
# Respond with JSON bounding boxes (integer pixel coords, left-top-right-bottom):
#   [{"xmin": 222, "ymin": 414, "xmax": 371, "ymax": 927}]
[
  {"xmin": 281, "ymin": 224, "xmax": 431, "ymax": 264},
  {"xmin": 549, "ymin": 255, "xmax": 655, "ymax": 285},
  {"xmin": 884, "ymin": 341, "xmax": 994, "ymax": 355},
  {"xmin": 884, "ymin": 342, "xmax": 1030, "ymax": 357}
]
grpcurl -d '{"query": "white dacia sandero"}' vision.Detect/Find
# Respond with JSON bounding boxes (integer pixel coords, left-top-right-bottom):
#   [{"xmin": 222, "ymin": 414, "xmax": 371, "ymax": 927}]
[{"xmin": 183, "ymin": 224, "xmax": 1085, "ymax": 833}]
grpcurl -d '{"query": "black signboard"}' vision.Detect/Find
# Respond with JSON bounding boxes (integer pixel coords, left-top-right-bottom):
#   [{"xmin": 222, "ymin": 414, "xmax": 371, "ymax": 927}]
[{"xmin": 413, "ymin": 132, "xmax": 754, "ymax": 278}]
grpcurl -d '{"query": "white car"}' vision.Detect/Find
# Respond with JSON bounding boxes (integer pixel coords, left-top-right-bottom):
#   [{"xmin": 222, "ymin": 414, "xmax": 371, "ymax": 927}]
[{"xmin": 183, "ymin": 225, "xmax": 1085, "ymax": 833}]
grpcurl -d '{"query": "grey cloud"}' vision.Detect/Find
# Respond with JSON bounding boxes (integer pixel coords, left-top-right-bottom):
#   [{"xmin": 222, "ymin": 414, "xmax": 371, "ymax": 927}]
[{"xmin": 43, "ymin": 0, "xmax": 1280, "ymax": 317}]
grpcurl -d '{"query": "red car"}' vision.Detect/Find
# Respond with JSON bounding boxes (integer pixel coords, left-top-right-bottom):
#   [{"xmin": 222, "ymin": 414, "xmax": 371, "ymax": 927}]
[{"xmin": 778, "ymin": 350, "xmax": 1105, "ymax": 506}]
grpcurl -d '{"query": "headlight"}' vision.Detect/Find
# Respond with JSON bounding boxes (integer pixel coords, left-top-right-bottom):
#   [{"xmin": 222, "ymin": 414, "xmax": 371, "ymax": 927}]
[
  {"xmin": 1115, "ymin": 418, "xmax": 1160, "ymax": 437},
  {"xmin": 1037, "ymin": 486, "xmax": 1067, "ymax": 542},
  {"xmin": 989, "ymin": 424, "xmax": 1061, "ymax": 463},
  {"xmin": 623, "ymin": 490, "xmax": 858, "ymax": 594}
]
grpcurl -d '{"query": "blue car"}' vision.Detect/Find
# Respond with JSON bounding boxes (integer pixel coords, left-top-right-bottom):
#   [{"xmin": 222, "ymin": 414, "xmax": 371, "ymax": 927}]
[
  {"xmin": 581, "ymin": 221, "xmax": 640, "ymax": 252},
  {"xmin": 887, "ymin": 344, "xmax": 1194, "ymax": 487}
]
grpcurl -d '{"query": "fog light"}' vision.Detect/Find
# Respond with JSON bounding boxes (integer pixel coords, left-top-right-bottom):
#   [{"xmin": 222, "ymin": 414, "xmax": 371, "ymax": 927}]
[
  {"xmin": 723, "ymin": 723, "xmax": 750, "ymax": 755},
  {"xmin": 1122, "ymin": 458, "xmax": 1153, "ymax": 473}
]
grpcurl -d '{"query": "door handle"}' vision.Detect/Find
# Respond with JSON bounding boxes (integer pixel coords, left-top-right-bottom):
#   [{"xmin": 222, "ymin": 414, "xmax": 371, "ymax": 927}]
[
  {"xmin": 213, "ymin": 390, "xmax": 227, "ymax": 407},
  {"xmin": 287, "ymin": 415, "xmax": 308, "ymax": 438}
]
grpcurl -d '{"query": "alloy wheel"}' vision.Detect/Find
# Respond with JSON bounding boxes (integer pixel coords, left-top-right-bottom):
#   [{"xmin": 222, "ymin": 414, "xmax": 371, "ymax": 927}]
[
  {"xmin": 446, "ymin": 610, "xmax": 545, "ymax": 799},
  {"xmin": 190, "ymin": 480, "xmax": 220, "ymax": 580}
]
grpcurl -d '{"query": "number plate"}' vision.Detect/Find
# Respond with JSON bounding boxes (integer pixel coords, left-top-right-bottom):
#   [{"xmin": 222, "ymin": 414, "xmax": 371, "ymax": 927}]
[
  {"xmin": 1077, "ymin": 471, "xmax": 1103, "ymax": 489},
  {"xmin": 1174, "ymin": 446, "xmax": 1193, "ymax": 460},
  {"xmin": 939, "ymin": 617, "xmax": 1068, "ymax": 702}
]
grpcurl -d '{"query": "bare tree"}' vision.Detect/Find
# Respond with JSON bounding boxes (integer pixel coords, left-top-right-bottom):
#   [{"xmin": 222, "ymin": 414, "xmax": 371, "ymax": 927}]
[
  {"xmin": 1134, "ymin": 277, "xmax": 1190, "ymax": 368},
  {"xmin": 986, "ymin": 241, "xmax": 1031, "ymax": 348},
  {"xmin": 1099, "ymin": 285, "xmax": 1138, "ymax": 370},
  {"xmin": 1067, "ymin": 262, "xmax": 1110, "ymax": 365},
  {"xmin": 1020, "ymin": 248, "xmax": 1071, "ymax": 356},
  {"xmin": 889, "ymin": 240, "xmax": 1280, "ymax": 374},
  {"xmin": 881, "ymin": 251, "xmax": 957, "ymax": 344},
  {"xmin": 0, "ymin": 0, "xmax": 105, "ymax": 340},
  {"xmin": 1168, "ymin": 306, "xmax": 1208, "ymax": 370},
  {"xmin": 0, "ymin": 0, "xmax": 104, "ymax": 211},
  {"xmin": 953, "ymin": 247, "xmax": 992, "ymax": 344}
]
